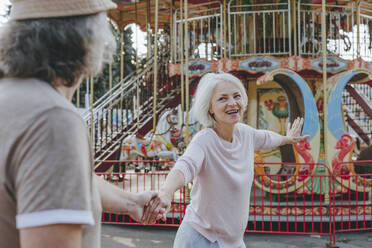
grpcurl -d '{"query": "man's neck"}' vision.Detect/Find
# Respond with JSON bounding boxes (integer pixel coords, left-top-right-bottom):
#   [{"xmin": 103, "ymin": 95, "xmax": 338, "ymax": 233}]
[{"xmin": 53, "ymin": 77, "xmax": 82, "ymax": 101}]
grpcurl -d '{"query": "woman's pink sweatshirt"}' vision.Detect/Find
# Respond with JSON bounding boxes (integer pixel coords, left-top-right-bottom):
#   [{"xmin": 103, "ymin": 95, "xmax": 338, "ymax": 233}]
[{"xmin": 173, "ymin": 123, "xmax": 283, "ymax": 248}]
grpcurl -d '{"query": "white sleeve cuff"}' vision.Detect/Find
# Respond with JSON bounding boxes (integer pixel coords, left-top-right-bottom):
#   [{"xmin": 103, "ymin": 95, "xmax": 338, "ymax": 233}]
[{"xmin": 16, "ymin": 209, "xmax": 95, "ymax": 229}]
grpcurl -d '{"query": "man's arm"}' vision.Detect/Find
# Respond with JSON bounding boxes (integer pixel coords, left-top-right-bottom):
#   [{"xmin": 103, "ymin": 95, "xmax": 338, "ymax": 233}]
[
  {"xmin": 20, "ymin": 224, "xmax": 82, "ymax": 248},
  {"xmin": 96, "ymin": 175, "xmax": 158, "ymax": 222}
]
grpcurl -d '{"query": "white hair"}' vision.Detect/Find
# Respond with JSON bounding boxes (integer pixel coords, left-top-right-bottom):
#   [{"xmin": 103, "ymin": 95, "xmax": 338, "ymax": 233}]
[{"xmin": 192, "ymin": 72, "xmax": 248, "ymax": 128}]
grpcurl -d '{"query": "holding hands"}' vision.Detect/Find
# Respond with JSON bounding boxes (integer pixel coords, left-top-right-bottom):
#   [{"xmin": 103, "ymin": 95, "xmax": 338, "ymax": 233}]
[
  {"xmin": 282, "ymin": 117, "xmax": 310, "ymax": 145},
  {"xmin": 141, "ymin": 190, "xmax": 171, "ymax": 225},
  {"xmin": 140, "ymin": 169, "xmax": 185, "ymax": 224},
  {"xmin": 127, "ymin": 191, "xmax": 164, "ymax": 223}
]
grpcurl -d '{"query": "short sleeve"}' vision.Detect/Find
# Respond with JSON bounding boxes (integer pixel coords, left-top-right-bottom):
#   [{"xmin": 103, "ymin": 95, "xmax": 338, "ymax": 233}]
[
  {"xmin": 12, "ymin": 108, "xmax": 95, "ymax": 229},
  {"xmin": 172, "ymin": 140, "xmax": 205, "ymax": 184},
  {"xmin": 253, "ymin": 129, "xmax": 283, "ymax": 151}
]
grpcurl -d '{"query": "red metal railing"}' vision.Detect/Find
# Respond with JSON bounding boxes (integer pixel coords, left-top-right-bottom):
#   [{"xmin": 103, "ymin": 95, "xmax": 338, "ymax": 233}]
[
  {"xmin": 96, "ymin": 160, "xmax": 372, "ymax": 247},
  {"xmin": 330, "ymin": 160, "xmax": 372, "ymax": 245},
  {"xmin": 250, "ymin": 162, "xmax": 333, "ymax": 246}
]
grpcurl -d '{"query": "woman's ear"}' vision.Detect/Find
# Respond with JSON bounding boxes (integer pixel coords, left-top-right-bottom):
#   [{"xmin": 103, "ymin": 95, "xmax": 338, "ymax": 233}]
[
  {"xmin": 209, "ymin": 108, "xmax": 214, "ymax": 115},
  {"xmin": 209, "ymin": 103, "xmax": 213, "ymax": 115}
]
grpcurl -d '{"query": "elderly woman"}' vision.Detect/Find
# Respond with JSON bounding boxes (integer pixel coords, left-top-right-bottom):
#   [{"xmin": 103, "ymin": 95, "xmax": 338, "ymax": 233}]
[
  {"xmin": 0, "ymin": 1, "xmax": 157, "ymax": 248},
  {"xmin": 143, "ymin": 73, "xmax": 308, "ymax": 248}
]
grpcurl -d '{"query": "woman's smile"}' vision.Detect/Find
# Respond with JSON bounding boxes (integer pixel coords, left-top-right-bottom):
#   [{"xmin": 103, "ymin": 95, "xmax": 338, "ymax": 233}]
[{"xmin": 209, "ymin": 81, "xmax": 243, "ymax": 127}]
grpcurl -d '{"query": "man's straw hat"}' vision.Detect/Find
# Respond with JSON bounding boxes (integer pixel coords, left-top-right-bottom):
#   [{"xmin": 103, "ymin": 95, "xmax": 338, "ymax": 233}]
[{"xmin": 9, "ymin": 0, "xmax": 117, "ymax": 20}]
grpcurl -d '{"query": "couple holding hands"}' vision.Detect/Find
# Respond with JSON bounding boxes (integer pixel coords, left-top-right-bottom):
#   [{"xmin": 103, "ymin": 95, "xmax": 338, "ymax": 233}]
[{"xmin": 0, "ymin": 1, "xmax": 307, "ymax": 247}]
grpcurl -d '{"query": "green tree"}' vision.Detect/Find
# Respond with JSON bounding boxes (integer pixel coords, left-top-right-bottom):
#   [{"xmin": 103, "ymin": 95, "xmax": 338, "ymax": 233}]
[{"xmin": 74, "ymin": 24, "xmax": 138, "ymax": 108}]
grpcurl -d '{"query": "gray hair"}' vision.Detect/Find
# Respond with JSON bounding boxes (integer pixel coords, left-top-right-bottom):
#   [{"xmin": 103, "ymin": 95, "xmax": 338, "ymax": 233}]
[
  {"xmin": 0, "ymin": 12, "xmax": 115, "ymax": 87},
  {"xmin": 192, "ymin": 72, "xmax": 248, "ymax": 128}
]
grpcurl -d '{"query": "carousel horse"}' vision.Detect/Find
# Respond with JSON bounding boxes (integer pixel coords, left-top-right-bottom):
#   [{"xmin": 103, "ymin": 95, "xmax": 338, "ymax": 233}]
[
  {"xmin": 155, "ymin": 106, "xmax": 200, "ymax": 154},
  {"xmin": 120, "ymin": 109, "xmax": 179, "ymax": 162},
  {"xmin": 120, "ymin": 106, "xmax": 200, "ymax": 168}
]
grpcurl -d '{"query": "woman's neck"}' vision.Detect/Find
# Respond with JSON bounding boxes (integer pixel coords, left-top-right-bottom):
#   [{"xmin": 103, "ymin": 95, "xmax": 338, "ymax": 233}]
[{"xmin": 214, "ymin": 123, "xmax": 235, "ymax": 143}]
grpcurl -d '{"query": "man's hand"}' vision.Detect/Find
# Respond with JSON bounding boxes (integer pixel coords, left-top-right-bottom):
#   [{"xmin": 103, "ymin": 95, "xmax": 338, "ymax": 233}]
[
  {"xmin": 282, "ymin": 117, "xmax": 310, "ymax": 145},
  {"xmin": 141, "ymin": 190, "xmax": 172, "ymax": 225},
  {"xmin": 127, "ymin": 191, "xmax": 160, "ymax": 222}
]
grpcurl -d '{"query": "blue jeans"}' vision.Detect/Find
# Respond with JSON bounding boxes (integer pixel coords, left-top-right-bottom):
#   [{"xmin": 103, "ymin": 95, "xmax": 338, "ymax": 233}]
[{"xmin": 173, "ymin": 221, "xmax": 246, "ymax": 248}]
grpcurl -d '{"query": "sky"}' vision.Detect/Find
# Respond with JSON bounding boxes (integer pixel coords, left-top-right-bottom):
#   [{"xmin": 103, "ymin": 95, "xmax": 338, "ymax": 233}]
[{"xmin": 0, "ymin": 0, "xmax": 10, "ymax": 24}]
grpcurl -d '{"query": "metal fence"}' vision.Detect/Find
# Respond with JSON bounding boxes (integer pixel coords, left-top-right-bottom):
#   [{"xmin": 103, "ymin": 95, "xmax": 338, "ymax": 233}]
[
  {"xmin": 359, "ymin": 2, "xmax": 372, "ymax": 61},
  {"xmin": 330, "ymin": 160, "xmax": 372, "ymax": 245},
  {"xmin": 298, "ymin": 0, "xmax": 355, "ymax": 58},
  {"xmin": 228, "ymin": 0, "xmax": 291, "ymax": 57},
  {"xmin": 173, "ymin": 1, "xmax": 223, "ymax": 62},
  {"xmin": 97, "ymin": 160, "xmax": 372, "ymax": 246},
  {"xmin": 250, "ymin": 162, "xmax": 332, "ymax": 244},
  {"xmin": 93, "ymin": 161, "xmax": 352, "ymax": 245},
  {"xmin": 171, "ymin": 0, "xmax": 372, "ymax": 60}
]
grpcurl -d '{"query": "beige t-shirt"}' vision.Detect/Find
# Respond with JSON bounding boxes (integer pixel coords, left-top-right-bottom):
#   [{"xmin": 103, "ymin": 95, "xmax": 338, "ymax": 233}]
[{"xmin": 0, "ymin": 78, "xmax": 101, "ymax": 248}]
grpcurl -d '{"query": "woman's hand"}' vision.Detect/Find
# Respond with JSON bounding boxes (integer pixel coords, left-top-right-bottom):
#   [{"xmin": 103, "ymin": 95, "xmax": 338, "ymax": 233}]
[
  {"xmin": 141, "ymin": 190, "xmax": 172, "ymax": 225},
  {"xmin": 127, "ymin": 191, "xmax": 160, "ymax": 222},
  {"xmin": 282, "ymin": 117, "xmax": 310, "ymax": 145}
]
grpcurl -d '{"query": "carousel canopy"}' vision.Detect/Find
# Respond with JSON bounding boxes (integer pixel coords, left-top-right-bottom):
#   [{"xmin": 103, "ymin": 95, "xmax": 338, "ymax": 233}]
[
  {"xmin": 108, "ymin": 0, "xmax": 372, "ymax": 31},
  {"xmin": 108, "ymin": 0, "xmax": 221, "ymax": 30}
]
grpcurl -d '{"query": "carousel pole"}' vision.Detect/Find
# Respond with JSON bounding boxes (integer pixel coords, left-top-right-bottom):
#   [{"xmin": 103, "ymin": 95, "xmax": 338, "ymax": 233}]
[
  {"xmin": 135, "ymin": 1, "xmax": 140, "ymax": 132},
  {"xmin": 153, "ymin": 0, "xmax": 159, "ymax": 132},
  {"xmin": 223, "ymin": 0, "xmax": 227, "ymax": 58},
  {"xmin": 170, "ymin": 0, "xmax": 174, "ymax": 63},
  {"xmin": 146, "ymin": 0, "xmax": 151, "ymax": 60},
  {"xmin": 90, "ymin": 76, "xmax": 94, "ymax": 143},
  {"xmin": 120, "ymin": 31, "xmax": 124, "ymax": 82},
  {"xmin": 108, "ymin": 21, "xmax": 114, "ymax": 128},
  {"xmin": 357, "ymin": 0, "xmax": 361, "ymax": 58},
  {"xmin": 108, "ymin": 23, "xmax": 113, "ymax": 95},
  {"xmin": 120, "ymin": 28, "xmax": 125, "ymax": 127},
  {"xmin": 321, "ymin": 0, "xmax": 332, "ymax": 214},
  {"xmin": 184, "ymin": 0, "xmax": 191, "ymax": 203},
  {"xmin": 292, "ymin": 0, "xmax": 296, "ymax": 56},
  {"xmin": 185, "ymin": 0, "xmax": 190, "ymax": 146},
  {"xmin": 322, "ymin": 0, "xmax": 328, "ymax": 172},
  {"xmin": 108, "ymin": 62, "xmax": 112, "ymax": 128},
  {"xmin": 180, "ymin": 0, "xmax": 185, "ymax": 127}
]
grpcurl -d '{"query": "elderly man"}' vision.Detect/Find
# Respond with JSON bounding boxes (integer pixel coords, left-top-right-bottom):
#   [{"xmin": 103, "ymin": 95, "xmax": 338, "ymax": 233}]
[{"xmin": 0, "ymin": 1, "xmax": 158, "ymax": 248}]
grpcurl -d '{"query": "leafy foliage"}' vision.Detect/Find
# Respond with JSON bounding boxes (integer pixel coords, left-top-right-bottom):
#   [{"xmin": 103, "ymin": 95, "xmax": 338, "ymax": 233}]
[{"xmin": 73, "ymin": 24, "xmax": 138, "ymax": 108}]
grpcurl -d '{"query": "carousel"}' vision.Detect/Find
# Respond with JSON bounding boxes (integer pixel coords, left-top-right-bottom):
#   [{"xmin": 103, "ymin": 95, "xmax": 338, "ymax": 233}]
[{"xmin": 84, "ymin": 0, "xmax": 372, "ymax": 245}]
